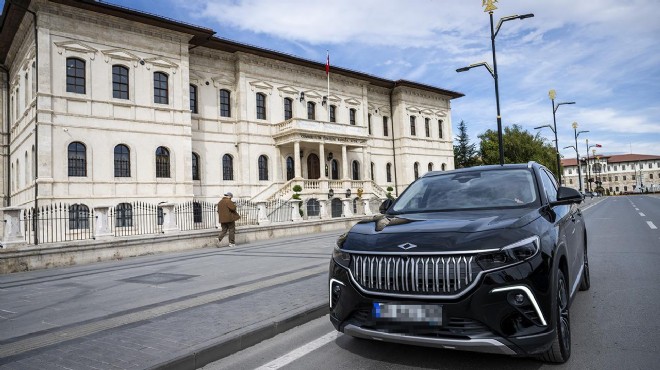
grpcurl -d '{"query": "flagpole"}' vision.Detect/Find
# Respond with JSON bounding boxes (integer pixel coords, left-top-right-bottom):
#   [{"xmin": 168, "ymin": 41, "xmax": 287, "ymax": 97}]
[{"xmin": 326, "ymin": 50, "xmax": 330, "ymax": 121}]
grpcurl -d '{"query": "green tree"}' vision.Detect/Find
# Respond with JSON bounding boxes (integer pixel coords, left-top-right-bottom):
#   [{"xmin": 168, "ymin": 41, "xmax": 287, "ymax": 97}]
[
  {"xmin": 453, "ymin": 120, "xmax": 480, "ymax": 168},
  {"xmin": 478, "ymin": 124, "xmax": 558, "ymax": 175}
]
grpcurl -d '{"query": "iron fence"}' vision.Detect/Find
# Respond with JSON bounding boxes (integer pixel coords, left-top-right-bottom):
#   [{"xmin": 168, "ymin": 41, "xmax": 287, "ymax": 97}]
[
  {"xmin": 234, "ymin": 199, "xmax": 259, "ymax": 226},
  {"xmin": 176, "ymin": 200, "xmax": 217, "ymax": 231},
  {"xmin": 267, "ymin": 199, "xmax": 292, "ymax": 223},
  {"xmin": 23, "ymin": 203, "xmax": 95, "ymax": 244},
  {"xmin": 109, "ymin": 201, "xmax": 162, "ymax": 237}
]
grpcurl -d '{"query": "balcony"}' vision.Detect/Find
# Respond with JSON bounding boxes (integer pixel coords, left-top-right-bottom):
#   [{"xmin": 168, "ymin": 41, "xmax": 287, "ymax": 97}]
[{"xmin": 272, "ymin": 118, "xmax": 368, "ymax": 145}]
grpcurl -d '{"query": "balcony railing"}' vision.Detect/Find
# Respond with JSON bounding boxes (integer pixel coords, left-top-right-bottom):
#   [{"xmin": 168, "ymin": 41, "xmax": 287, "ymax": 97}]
[{"xmin": 274, "ymin": 118, "xmax": 368, "ymax": 140}]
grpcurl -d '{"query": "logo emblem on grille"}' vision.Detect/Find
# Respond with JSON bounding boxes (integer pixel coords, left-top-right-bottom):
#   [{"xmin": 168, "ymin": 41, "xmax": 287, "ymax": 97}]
[{"xmin": 397, "ymin": 243, "xmax": 417, "ymax": 250}]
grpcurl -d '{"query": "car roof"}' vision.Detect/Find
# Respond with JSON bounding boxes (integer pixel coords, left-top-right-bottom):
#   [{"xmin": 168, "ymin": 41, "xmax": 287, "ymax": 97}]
[{"xmin": 423, "ymin": 162, "xmax": 541, "ymax": 178}]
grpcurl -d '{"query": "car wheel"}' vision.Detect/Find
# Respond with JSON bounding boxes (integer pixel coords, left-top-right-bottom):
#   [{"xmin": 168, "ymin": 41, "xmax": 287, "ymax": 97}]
[
  {"xmin": 539, "ymin": 269, "xmax": 571, "ymax": 363},
  {"xmin": 579, "ymin": 244, "xmax": 590, "ymax": 291}
]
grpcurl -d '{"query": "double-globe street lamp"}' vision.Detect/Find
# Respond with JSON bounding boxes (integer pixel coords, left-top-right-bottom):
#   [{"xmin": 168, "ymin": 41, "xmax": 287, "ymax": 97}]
[
  {"xmin": 536, "ymin": 90, "xmax": 575, "ymax": 184},
  {"xmin": 568, "ymin": 122, "xmax": 589, "ymax": 192},
  {"xmin": 584, "ymin": 139, "xmax": 602, "ymax": 192},
  {"xmin": 456, "ymin": 2, "xmax": 533, "ymax": 165}
]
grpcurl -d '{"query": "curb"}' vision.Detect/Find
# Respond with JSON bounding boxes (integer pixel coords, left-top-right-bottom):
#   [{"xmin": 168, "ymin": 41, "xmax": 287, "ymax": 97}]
[{"xmin": 150, "ymin": 302, "xmax": 328, "ymax": 370}]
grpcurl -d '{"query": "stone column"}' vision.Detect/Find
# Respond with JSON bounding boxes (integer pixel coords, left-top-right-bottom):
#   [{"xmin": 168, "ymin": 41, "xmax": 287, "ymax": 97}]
[
  {"xmin": 93, "ymin": 205, "xmax": 113, "ymax": 239},
  {"xmin": 159, "ymin": 203, "xmax": 179, "ymax": 233},
  {"xmin": 257, "ymin": 201, "xmax": 271, "ymax": 225},
  {"xmin": 319, "ymin": 143, "xmax": 326, "ymax": 179},
  {"xmin": 362, "ymin": 197, "xmax": 373, "ymax": 216},
  {"xmin": 362, "ymin": 146, "xmax": 368, "ymax": 181},
  {"xmin": 294, "ymin": 141, "xmax": 302, "ymax": 178},
  {"xmin": 341, "ymin": 198, "xmax": 354, "ymax": 217},
  {"xmin": 290, "ymin": 199, "xmax": 303, "ymax": 221},
  {"xmin": 274, "ymin": 146, "xmax": 282, "ymax": 182},
  {"xmin": 319, "ymin": 199, "xmax": 329, "ymax": 219},
  {"xmin": 341, "ymin": 145, "xmax": 348, "ymax": 180},
  {"xmin": 1, "ymin": 207, "xmax": 26, "ymax": 248}
]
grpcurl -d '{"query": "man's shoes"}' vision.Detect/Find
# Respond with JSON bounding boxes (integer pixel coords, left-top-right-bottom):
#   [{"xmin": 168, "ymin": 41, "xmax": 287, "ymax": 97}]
[{"xmin": 228, "ymin": 243, "xmax": 236, "ymax": 248}]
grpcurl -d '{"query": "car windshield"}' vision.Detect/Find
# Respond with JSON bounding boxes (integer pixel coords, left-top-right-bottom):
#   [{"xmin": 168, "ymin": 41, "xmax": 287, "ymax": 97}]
[{"xmin": 391, "ymin": 169, "xmax": 539, "ymax": 213}]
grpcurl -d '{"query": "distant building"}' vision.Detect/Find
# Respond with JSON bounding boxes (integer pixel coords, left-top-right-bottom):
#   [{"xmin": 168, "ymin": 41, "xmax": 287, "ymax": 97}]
[
  {"xmin": 561, "ymin": 154, "xmax": 660, "ymax": 194},
  {"xmin": 0, "ymin": 0, "xmax": 462, "ymax": 216}
]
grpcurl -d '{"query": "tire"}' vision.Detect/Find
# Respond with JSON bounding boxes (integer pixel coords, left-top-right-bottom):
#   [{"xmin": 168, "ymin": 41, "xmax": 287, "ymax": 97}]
[
  {"xmin": 539, "ymin": 269, "xmax": 571, "ymax": 363},
  {"xmin": 579, "ymin": 244, "xmax": 590, "ymax": 291}
]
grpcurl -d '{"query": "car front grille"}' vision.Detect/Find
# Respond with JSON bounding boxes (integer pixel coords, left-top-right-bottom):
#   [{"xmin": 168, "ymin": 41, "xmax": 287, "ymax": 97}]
[{"xmin": 349, "ymin": 254, "xmax": 482, "ymax": 297}]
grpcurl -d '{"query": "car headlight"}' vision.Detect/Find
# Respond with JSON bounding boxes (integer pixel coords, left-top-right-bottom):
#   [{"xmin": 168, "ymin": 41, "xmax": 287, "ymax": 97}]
[
  {"xmin": 476, "ymin": 236, "xmax": 540, "ymax": 271},
  {"xmin": 332, "ymin": 247, "xmax": 351, "ymax": 268}
]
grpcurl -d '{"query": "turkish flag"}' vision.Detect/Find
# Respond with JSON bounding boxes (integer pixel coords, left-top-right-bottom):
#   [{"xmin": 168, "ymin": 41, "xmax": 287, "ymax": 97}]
[
  {"xmin": 595, "ymin": 144, "xmax": 602, "ymax": 147},
  {"xmin": 326, "ymin": 53, "xmax": 330, "ymax": 75}
]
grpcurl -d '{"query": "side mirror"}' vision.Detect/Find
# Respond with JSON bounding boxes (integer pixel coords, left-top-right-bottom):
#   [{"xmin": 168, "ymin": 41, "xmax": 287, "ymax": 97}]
[
  {"xmin": 379, "ymin": 199, "xmax": 393, "ymax": 214},
  {"xmin": 550, "ymin": 187, "xmax": 583, "ymax": 206}
]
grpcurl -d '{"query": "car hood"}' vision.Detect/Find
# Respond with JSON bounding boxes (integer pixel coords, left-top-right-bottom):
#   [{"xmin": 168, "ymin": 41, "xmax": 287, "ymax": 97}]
[{"xmin": 341, "ymin": 208, "xmax": 541, "ymax": 253}]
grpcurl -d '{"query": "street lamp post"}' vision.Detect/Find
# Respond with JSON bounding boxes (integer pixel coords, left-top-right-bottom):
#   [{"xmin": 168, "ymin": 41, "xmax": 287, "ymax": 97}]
[
  {"xmin": 572, "ymin": 122, "xmax": 588, "ymax": 192},
  {"xmin": 584, "ymin": 139, "xmax": 602, "ymax": 192},
  {"xmin": 548, "ymin": 90, "xmax": 575, "ymax": 185},
  {"xmin": 456, "ymin": 2, "xmax": 533, "ymax": 166}
]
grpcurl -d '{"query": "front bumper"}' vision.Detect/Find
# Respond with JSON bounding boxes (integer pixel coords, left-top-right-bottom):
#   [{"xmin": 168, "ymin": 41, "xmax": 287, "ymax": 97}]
[{"xmin": 329, "ymin": 255, "xmax": 555, "ymax": 356}]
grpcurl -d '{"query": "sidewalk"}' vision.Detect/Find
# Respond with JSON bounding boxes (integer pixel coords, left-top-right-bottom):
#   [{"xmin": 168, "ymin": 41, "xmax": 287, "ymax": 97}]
[{"xmin": 0, "ymin": 231, "xmax": 342, "ymax": 369}]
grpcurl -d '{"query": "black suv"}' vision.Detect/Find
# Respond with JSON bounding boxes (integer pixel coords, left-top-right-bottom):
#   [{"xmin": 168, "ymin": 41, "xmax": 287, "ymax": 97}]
[{"xmin": 329, "ymin": 162, "xmax": 589, "ymax": 363}]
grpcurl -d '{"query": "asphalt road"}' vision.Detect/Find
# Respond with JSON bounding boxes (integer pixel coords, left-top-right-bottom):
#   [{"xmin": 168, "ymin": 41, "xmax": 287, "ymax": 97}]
[{"xmin": 204, "ymin": 195, "xmax": 660, "ymax": 370}]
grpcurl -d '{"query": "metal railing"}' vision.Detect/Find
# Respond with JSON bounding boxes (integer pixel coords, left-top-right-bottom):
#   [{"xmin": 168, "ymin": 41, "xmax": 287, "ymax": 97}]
[
  {"xmin": 267, "ymin": 199, "xmax": 292, "ymax": 222},
  {"xmin": 23, "ymin": 203, "xmax": 95, "ymax": 244},
  {"xmin": 109, "ymin": 202, "xmax": 162, "ymax": 237},
  {"xmin": 176, "ymin": 200, "xmax": 217, "ymax": 231},
  {"xmin": 234, "ymin": 199, "xmax": 259, "ymax": 226}
]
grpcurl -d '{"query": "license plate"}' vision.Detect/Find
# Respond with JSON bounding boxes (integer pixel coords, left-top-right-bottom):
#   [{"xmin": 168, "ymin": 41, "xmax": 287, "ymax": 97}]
[{"xmin": 373, "ymin": 303, "xmax": 442, "ymax": 325}]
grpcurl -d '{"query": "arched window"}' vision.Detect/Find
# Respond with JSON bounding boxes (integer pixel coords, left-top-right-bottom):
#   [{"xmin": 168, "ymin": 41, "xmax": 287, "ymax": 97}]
[
  {"xmin": 31, "ymin": 145, "xmax": 35, "ymax": 180},
  {"xmin": 331, "ymin": 159, "xmax": 339, "ymax": 180},
  {"xmin": 306, "ymin": 199, "xmax": 320, "ymax": 217},
  {"xmin": 223, "ymin": 154, "xmax": 234, "ymax": 180},
  {"xmin": 371, "ymin": 162, "xmax": 375, "ymax": 180},
  {"xmin": 256, "ymin": 92, "xmax": 266, "ymax": 119},
  {"xmin": 68, "ymin": 142, "xmax": 87, "ymax": 177},
  {"xmin": 352, "ymin": 160, "xmax": 360, "ymax": 180},
  {"xmin": 153, "ymin": 72, "xmax": 169, "ymax": 104},
  {"xmin": 428, "ymin": 162, "xmax": 434, "ymax": 172},
  {"xmin": 441, "ymin": 163, "xmax": 447, "ymax": 171},
  {"xmin": 112, "ymin": 65, "xmax": 129, "ymax": 99},
  {"xmin": 24, "ymin": 151, "xmax": 29, "ymax": 187},
  {"xmin": 329, "ymin": 105, "xmax": 336, "ymax": 122},
  {"xmin": 425, "ymin": 118, "xmax": 430, "ymax": 137},
  {"xmin": 66, "ymin": 58, "xmax": 85, "ymax": 94},
  {"xmin": 383, "ymin": 116, "xmax": 389, "ymax": 136},
  {"xmin": 114, "ymin": 144, "xmax": 130, "ymax": 177},
  {"xmin": 410, "ymin": 116, "xmax": 416, "ymax": 136},
  {"xmin": 189, "ymin": 84, "xmax": 198, "ymax": 113},
  {"xmin": 155, "ymin": 146, "xmax": 170, "ymax": 178},
  {"xmin": 220, "ymin": 89, "xmax": 231, "ymax": 117},
  {"xmin": 386, "ymin": 163, "xmax": 392, "ymax": 182},
  {"xmin": 286, "ymin": 156, "xmax": 295, "ymax": 180},
  {"xmin": 284, "ymin": 97, "xmax": 293, "ymax": 120},
  {"xmin": 414, "ymin": 162, "xmax": 419, "ymax": 180},
  {"xmin": 438, "ymin": 119, "xmax": 444, "ymax": 138},
  {"xmin": 258, "ymin": 155, "xmax": 269, "ymax": 180},
  {"xmin": 69, "ymin": 204, "xmax": 90, "ymax": 230},
  {"xmin": 192, "ymin": 152, "xmax": 200, "ymax": 180},
  {"xmin": 307, "ymin": 101, "xmax": 316, "ymax": 120},
  {"xmin": 349, "ymin": 108, "xmax": 356, "ymax": 125},
  {"xmin": 116, "ymin": 202, "xmax": 133, "ymax": 227}
]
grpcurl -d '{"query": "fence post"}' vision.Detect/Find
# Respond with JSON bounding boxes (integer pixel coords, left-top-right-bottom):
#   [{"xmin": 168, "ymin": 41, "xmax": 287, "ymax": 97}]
[
  {"xmin": 362, "ymin": 197, "xmax": 373, "ymax": 216},
  {"xmin": 1, "ymin": 207, "xmax": 26, "ymax": 248},
  {"xmin": 320, "ymin": 200, "xmax": 329, "ymax": 219},
  {"xmin": 160, "ymin": 203, "xmax": 179, "ymax": 233},
  {"xmin": 341, "ymin": 198, "xmax": 354, "ymax": 217},
  {"xmin": 93, "ymin": 205, "xmax": 113, "ymax": 240},
  {"xmin": 290, "ymin": 200, "xmax": 303, "ymax": 221},
  {"xmin": 256, "ymin": 202, "xmax": 271, "ymax": 225}
]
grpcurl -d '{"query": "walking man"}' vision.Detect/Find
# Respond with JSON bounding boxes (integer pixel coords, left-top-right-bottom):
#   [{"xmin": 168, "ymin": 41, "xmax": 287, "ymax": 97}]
[{"xmin": 217, "ymin": 192, "xmax": 240, "ymax": 247}]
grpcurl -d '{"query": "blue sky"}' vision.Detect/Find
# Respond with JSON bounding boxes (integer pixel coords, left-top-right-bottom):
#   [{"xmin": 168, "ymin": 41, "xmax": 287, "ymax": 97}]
[{"xmin": 6, "ymin": 0, "xmax": 659, "ymax": 157}]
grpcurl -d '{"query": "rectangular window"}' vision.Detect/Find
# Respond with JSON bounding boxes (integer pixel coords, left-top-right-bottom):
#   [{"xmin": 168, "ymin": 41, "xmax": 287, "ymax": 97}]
[
  {"xmin": 66, "ymin": 58, "xmax": 86, "ymax": 94},
  {"xmin": 113, "ymin": 66, "xmax": 129, "ymax": 99},
  {"xmin": 349, "ymin": 109, "xmax": 356, "ymax": 125},
  {"xmin": 220, "ymin": 90, "xmax": 231, "ymax": 117},
  {"xmin": 410, "ymin": 116, "xmax": 416, "ymax": 136},
  {"xmin": 189, "ymin": 85, "xmax": 198, "ymax": 113},
  {"xmin": 425, "ymin": 118, "xmax": 430, "ymax": 137},
  {"xmin": 623, "ymin": 176, "xmax": 626, "ymax": 181},
  {"xmin": 438, "ymin": 120, "xmax": 443, "ymax": 138},
  {"xmin": 256, "ymin": 93, "xmax": 266, "ymax": 120},
  {"xmin": 154, "ymin": 72, "xmax": 168, "ymax": 104},
  {"xmin": 284, "ymin": 98, "xmax": 293, "ymax": 120},
  {"xmin": 383, "ymin": 117, "xmax": 389, "ymax": 136}
]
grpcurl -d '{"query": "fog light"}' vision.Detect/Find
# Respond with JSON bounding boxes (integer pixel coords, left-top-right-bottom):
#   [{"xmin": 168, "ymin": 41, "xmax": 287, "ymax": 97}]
[
  {"xmin": 514, "ymin": 293, "xmax": 525, "ymax": 305},
  {"xmin": 333, "ymin": 285, "xmax": 341, "ymax": 294}
]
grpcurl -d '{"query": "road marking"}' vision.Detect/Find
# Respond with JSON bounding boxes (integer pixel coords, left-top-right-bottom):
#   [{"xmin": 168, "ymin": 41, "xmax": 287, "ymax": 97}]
[
  {"xmin": 639, "ymin": 213, "xmax": 646, "ymax": 217},
  {"xmin": 0, "ymin": 309, "xmax": 17, "ymax": 314},
  {"xmin": 255, "ymin": 331, "xmax": 340, "ymax": 370},
  {"xmin": 648, "ymin": 221, "xmax": 658, "ymax": 230},
  {"xmin": 0, "ymin": 265, "xmax": 328, "ymax": 359}
]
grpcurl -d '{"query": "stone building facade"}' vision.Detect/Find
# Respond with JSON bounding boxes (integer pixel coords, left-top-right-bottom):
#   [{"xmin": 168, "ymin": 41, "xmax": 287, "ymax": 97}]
[
  {"xmin": 0, "ymin": 0, "xmax": 462, "ymax": 221},
  {"xmin": 561, "ymin": 154, "xmax": 660, "ymax": 194}
]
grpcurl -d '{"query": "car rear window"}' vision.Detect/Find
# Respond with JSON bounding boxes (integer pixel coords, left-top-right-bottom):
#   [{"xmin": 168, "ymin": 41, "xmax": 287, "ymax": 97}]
[{"xmin": 391, "ymin": 169, "xmax": 539, "ymax": 213}]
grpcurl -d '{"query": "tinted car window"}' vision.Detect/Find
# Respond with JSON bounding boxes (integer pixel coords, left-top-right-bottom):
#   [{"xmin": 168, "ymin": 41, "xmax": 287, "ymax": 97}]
[
  {"xmin": 391, "ymin": 169, "xmax": 538, "ymax": 213},
  {"xmin": 540, "ymin": 170, "xmax": 558, "ymax": 202}
]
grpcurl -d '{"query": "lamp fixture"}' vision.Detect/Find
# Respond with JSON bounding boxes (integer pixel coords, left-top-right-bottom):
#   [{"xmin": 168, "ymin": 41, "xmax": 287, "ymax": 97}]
[
  {"xmin": 299, "ymin": 92, "xmax": 305, "ymax": 102},
  {"xmin": 327, "ymin": 152, "xmax": 333, "ymax": 161},
  {"xmin": 322, "ymin": 95, "xmax": 327, "ymax": 106},
  {"xmin": 328, "ymin": 188, "xmax": 334, "ymax": 199},
  {"xmin": 345, "ymin": 188, "xmax": 352, "ymax": 198}
]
